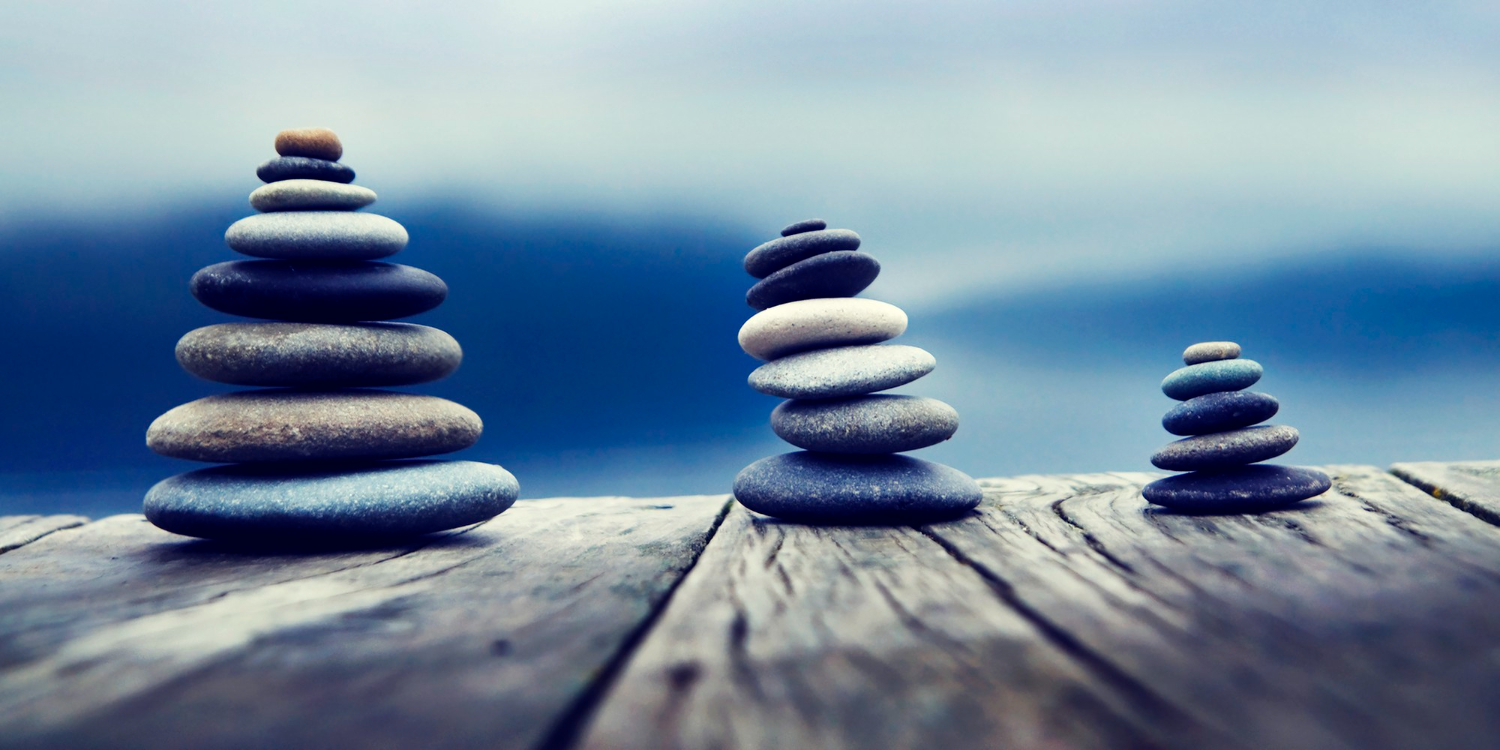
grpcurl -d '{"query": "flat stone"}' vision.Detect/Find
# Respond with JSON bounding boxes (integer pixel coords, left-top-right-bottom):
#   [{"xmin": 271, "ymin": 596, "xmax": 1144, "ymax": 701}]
[
  {"xmin": 771, "ymin": 395, "xmax": 958, "ymax": 454},
  {"xmin": 274, "ymin": 127, "xmax": 343, "ymax": 161},
  {"xmin": 225, "ymin": 212, "xmax": 408, "ymax": 260},
  {"xmin": 744, "ymin": 229, "xmax": 861, "ymax": 278},
  {"xmin": 1151, "ymin": 424, "xmax": 1299, "ymax": 471},
  {"xmin": 749, "ymin": 344, "xmax": 935, "ymax": 399},
  {"xmin": 1163, "ymin": 390, "xmax": 1279, "ymax": 436},
  {"xmin": 251, "ymin": 179, "xmax": 376, "ymax": 212},
  {"xmin": 734, "ymin": 452, "xmax": 982, "ymax": 523},
  {"xmin": 1143, "ymin": 464, "xmax": 1332, "ymax": 513},
  {"xmin": 145, "ymin": 460, "xmax": 517, "ymax": 540},
  {"xmin": 746, "ymin": 251, "xmax": 880, "ymax": 310},
  {"xmin": 191, "ymin": 260, "xmax": 447, "ymax": 322},
  {"xmin": 781, "ymin": 218, "xmax": 827, "ymax": 237},
  {"xmin": 176, "ymin": 322, "xmax": 461, "ymax": 387},
  {"xmin": 257, "ymin": 156, "xmax": 356, "ymax": 184},
  {"xmin": 1161, "ymin": 358, "xmax": 1263, "ymax": 400},
  {"xmin": 739, "ymin": 298, "xmax": 906, "ymax": 361},
  {"xmin": 147, "ymin": 390, "xmax": 481, "ymax": 463},
  {"xmin": 1183, "ymin": 341, "xmax": 1242, "ymax": 365}
]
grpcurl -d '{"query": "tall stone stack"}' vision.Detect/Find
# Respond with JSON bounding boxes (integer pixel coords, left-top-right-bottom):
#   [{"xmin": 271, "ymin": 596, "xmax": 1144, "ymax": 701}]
[
  {"xmin": 732, "ymin": 219, "xmax": 983, "ymax": 523},
  {"xmin": 144, "ymin": 128, "xmax": 518, "ymax": 540},
  {"xmin": 1143, "ymin": 341, "xmax": 1330, "ymax": 512}
]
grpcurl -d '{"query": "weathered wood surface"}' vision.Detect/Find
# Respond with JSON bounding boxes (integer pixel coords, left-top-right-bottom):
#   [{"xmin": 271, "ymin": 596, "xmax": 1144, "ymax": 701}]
[
  {"xmin": 1392, "ymin": 459, "xmax": 1500, "ymax": 525},
  {"xmin": 0, "ymin": 515, "xmax": 87, "ymax": 555}
]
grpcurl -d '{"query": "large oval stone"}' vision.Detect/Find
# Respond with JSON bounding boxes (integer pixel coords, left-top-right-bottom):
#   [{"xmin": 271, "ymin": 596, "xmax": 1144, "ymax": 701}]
[
  {"xmin": 257, "ymin": 156, "xmax": 355, "ymax": 184},
  {"xmin": 274, "ymin": 127, "xmax": 343, "ymax": 161},
  {"xmin": 739, "ymin": 298, "xmax": 906, "ymax": 361},
  {"xmin": 1143, "ymin": 464, "xmax": 1331, "ymax": 513},
  {"xmin": 1161, "ymin": 359, "xmax": 1263, "ymax": 401},
  {"xmin": 176, "ymin": 322, "xmax": 461, "ymax": 387},
  {"xmin": 746, "ymin": 251, "xmax": 880, "ymax": 310},
  {"xmin": 145, "ymin": 460, "xmax": 518, "ymax": 540},
  {"xmin": 225, "ymin": 212, "xmax": 408, "ymax": 260},
  {"xmin": 749, "ymin": 344, "xmax": 935, "ymax": 399},
  {"xmin": 744, "ymin": 229, "xmax": 861, "ymax": 278},
  {"xmin": 734, "ymin": 452, "xmax": 982, "ymax": 523},
  {"xmin": 191, "ymin": 260, "xmax": 447, "ymax": 322},
  {"xmin": 251, "ymin": 179, "xmax": 376, "ymax": 212},
  {"xmin": 1183, "ymin": 341, "xmax": 1241, "ymax": 365},
  {"xmin": 1151, "ymin": 424, "xmax": 1299, "ymax": 471},
  {"xmin": 147, "ymin": 390, "xmax": 481, "ymax": 463},
  {"xmin": 772, "ymin": 395, "xmax": 958, "ymax": 454}
]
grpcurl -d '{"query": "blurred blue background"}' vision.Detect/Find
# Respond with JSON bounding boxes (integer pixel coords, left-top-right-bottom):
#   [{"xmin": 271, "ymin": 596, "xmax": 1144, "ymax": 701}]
[{"xmin": 1, "ymin": 1, "xmax": 1497, "ymax": 515}]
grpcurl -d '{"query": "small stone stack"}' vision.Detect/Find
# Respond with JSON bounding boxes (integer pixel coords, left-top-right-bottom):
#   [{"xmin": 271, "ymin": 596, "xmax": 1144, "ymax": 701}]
[
  {"xmin": 144, "ymin": 128, "xmax": 518, "ymax": 541},
  {"xmin": 1143, "ymin": 341, "xmax": 1330, "ymax": 512},
  {"xmin": 732, "ymin": 219, "xmax": 982, "ymax": 523}
]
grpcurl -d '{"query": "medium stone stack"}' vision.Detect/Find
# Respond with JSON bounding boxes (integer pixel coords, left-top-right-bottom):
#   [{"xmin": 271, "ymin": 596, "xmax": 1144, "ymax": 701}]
[
  {"xmin": 1143, "ymin": 341, "xmax": 1330, "ymax": 512},
  {"xmin": 144, "ymin": 128, "xmax": 518, "ymax": 540},
  {"xmin": 733, "ymin": 219, "xmax": 982, "ymax": 523}
]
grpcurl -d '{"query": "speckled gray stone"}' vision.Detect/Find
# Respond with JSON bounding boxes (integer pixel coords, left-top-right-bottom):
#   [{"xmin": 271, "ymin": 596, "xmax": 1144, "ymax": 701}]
[
  {"xmin": 225, "ymin": 212, "xmax": 408, "ymax": 260},
  {"xmin": 147, "ymin": 390, "xmax": 481, "ymax": 463},
  {"xmin": 250, "ymin": 179, "xmax": 376, "ymax": 212},
  {"xmin": 1151, "ymin": 424, "xmax": 1299, "ymax": 471},
  {"xmin": 1163, "ymin": 391, "xmax": 1279, "ymax": 436},
  {"xmin": 744, "ymin": 229, "xmax": 862, "ymax": 278},
  {"xmin": 733, "ymin": 452, "xmax": 982, "ymax": 523},
  {"xmin": 191, "ymin": 260, "xmax": 447, "ymax": 322},
  {"xmin": 257, "ymin": 156, "xmax": 356, "ymax": 184},
  {"xmin": 739, "ymin": 298, "xmax": 906, "ymax": 361},
  {"xmin": 771, "ymin": 395, "xmax": 958, "ymax": 454},
  {"xmin": 1143, "ymin": 464, "xmax": 1331, "ymax": 513},
  {"xmin": 781, "ymin": 218, "xmax": 827, "ymax": 237},
  {"xmin": 1161, "ymin": 359, "xmax": 1263, "ymax": 401},
  {"xmin": 1183, "ymin": 341, "xmax": 1242, "ymax": 365},
  {"xmin": 176, "ymin": 322, "xmax": 461, "ymax": 387},
  {"xmin": 145, "ymin": 460, "xmax": 518, "ymax": 540},
  {"xmin": 746, "ymin": 251, "xmax": 881, "ymax": 310},
  {"xmin": 749, "ymin": 344, "xmax": 935, "ymax": 399}
]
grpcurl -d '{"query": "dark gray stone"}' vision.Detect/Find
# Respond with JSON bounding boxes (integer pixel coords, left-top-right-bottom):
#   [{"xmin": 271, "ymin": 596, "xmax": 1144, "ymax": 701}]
[
  {"xmin": 749, "ymin": 344, "xmax": 934, "ymax": 399},
  {"xmin": 771, "ymin": 395, "xmax": 958, "ymax": 454},
  {"xmin": 1183, "ymin": 341, "xmax": 1241, "ymax": 365},
  {"xmin": 190, "ymin": 260, "xmax": 447, "ymax": 322},
  {"xmin": 1163, "ymin": 391, "xmax": 1280, "ymax": 436},
  {"xmin": 225, "ymin": 212, "xmax": 407, "ymax": 260},
  {"xmin": 744, "ymin": 229, "xmax": 861, "ymax": 278},
  {"xmin": 145, "ymin": 460, "xmax": 518, "ymax": 540},
  {"xmin": 746, "ymin": 251, "xmax": 880, "ymax": 310},
  {"xmin": 781, "ymin": 218, "xmax": 827, "ymax": 236},
  {"xmin": 1161, "ymin": 359, "xmax": 1263, "ymax": 400},
  {"xmin": 176, "ymin": 322, "xmax": 461, "ymax": 387},
  {"xmin": 733, "ymin": 452, "xmax": 982, "ymax": 523},
  {"xmin": 1142, "ymin": 464, "xmax": 1331, "ymax": 513},
  {"xmin": 257, "ymin": 156, "xmax": 356, "ymax": 184},
  {"xmin": 1151, "ymin": 424, "xmax": 1299, "ymax": 471}
]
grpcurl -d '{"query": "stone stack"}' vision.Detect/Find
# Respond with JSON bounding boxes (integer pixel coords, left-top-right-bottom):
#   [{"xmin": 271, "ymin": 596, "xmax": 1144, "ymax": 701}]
[
  {"xmin": 732, "ymin": 219, "xmax": 982, "ymax": 523},
  {"xmin": 1143, "ymin": 341, "xmax": 1330, "ymax": 512},
  {"xmin": 144, "ymin": 128, "xmax": 518, "ymax": 540}
]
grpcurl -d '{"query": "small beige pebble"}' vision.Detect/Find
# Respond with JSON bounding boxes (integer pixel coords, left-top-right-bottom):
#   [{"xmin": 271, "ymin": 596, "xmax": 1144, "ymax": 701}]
[
  {"xmin": 1183, "ymin": 341, "xmax": 1241, "ymax": 365},
  {"xmin": 274, "ymin": 127, "xmax": 343, "ymax": 161},
  {"xmin": 738, "ymin": 298, "xmax": 907, "ymax": 361}
]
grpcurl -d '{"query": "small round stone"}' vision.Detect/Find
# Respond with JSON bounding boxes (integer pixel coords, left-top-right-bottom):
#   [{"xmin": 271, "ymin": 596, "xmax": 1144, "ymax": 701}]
[
  {"xmin": 771, "ymin": 395, "xmax": 958, "ymax": 454},
  {"xmin": 147, "ymin": 390, "xmax": 481, "ymax": 463},
  {"xmin": 191, "ymin": 260, "xmax": 447, "ymax": 322},
  {"xmin": 145, "ymin": 460, "xmax": 518, "ymax": 540},
  {"xmin": 251, "ymin": 180, "xmax": 376, "ymax": 212},
  {"xmin": 746, "ymin": 251, "xmax": 880, "ymax": 310},
  {"xmin": 781, "ymin": 218, "xmax": 827, "ymax": 237},
  {"xmin": 739, "ymin": 298, "xmax": 906, "ymax": 361},
  {"xmin": 1143, "ymin": 465, "xmax": 1332, "ymax": 513},
  {"xmin": 1151, "ymin": 425, "xmax": 1299, "ymax": 471},
  {"xmin": 744, "ymin": 229, "xmax": 862, "ymax": 278},
  {"xmin": 1161, "ymin": 359, "xmax": 1263, "ymax": 401},
  {"xmin": 257, "ymin": 156, "xmax": 356, "ymax": 184},
  {"xmin": 274, "ymin": 127, "xmax": 343, "ymax": 161},
  {"xmin": 176, "ymin": 322, "xmax": 461, "ymax": 387},
  {"xmin": 1163, "ymin": 391, "xmax": 1280, "ymax": 436},
  {"xmin": 750, "ymin": 344, "xmax": 935, "ymax": 399},
  {"xmin": 225, "ymin": 212, "xmax": 408, "ymax": 260},
  {"xmin": 1183, "ymin": 341, "xmax": 1242, "ymax": 365},
  {"xmin": 734, "ymin": 452, "xmax": 982, "ymax": 523}
]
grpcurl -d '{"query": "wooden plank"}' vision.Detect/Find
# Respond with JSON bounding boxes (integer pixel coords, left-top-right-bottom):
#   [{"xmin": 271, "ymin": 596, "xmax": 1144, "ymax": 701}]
[
  {"xmin": 0, "ymin": 515, "xmax": 87, "ymax": 555},
  {"xmin": 1391, "ymin": 459, "xmax": 1500, "ymax": 526},
  {"xmin": 0, "ymin": 495, "xmax": 729, "ymax": 750}
]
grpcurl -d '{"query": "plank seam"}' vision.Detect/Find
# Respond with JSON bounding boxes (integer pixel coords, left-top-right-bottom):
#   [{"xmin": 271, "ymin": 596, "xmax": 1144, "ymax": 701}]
[
  {"xmin": 1390, "ymin": 466, "xmax": 1500, "ymax": 528},
  {"xmin": 0, "ymin": 518, "xmax": 88, "ymax": 556}
]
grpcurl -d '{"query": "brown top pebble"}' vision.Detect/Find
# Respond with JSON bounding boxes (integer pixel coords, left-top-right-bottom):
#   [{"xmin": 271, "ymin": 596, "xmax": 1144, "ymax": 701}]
[{"xmin": 275, "ymin": 127, "xmax": 343, "ymax": 161}]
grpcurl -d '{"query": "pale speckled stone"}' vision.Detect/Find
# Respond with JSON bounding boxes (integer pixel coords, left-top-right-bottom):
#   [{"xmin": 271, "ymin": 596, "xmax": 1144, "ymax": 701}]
[
  {"xmin": 744, "ymin": 229, "xmax": 862, "ymax": 278},
  {"xmin": 739, "ymin": 298, "xmax": 906, "ymax": 361},
  {"xmin": 176, "ymin": 322, "xmax": 461, "ymax": 387},
  {"xmin": 1143, "ymin": 464, "xmax": 1331, "ymax": 513},
  {"xmin": 771, "ymin": 395, "xmax": 958, "ymax": 454},
  {"xmin": 1161, "ymin": 359, "xmax": 1263, "ymax": 401},
  {"xmin": 1183, "ymin": 341, "xmax": 1242, "ymax": 365},
  {"xmin": 1151, "ymin": 424, "xmax": 1299, "ymax": 471},
  {"xmin": 734, "ymin": 451, "xmax": 982, "ymax": 523},
  {"xmin": 251, "ymin": 179, "xmax": 376, "ymax": 212},
  {"xmin": 749, "ymin": 344, "xmax": 935, "ymax": 399},
  {"xmin": 225, "ymin": 212, "xmax": 408, "ymax": 260},
  {"xmin": 274, "ymin": 127, "xmax": 344, "ymax": 161}
]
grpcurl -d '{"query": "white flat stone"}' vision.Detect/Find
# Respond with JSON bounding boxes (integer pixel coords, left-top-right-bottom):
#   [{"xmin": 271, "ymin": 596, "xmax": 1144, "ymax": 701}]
[
  {"xmin": 250, "ymin": 179, "xmax": 376, "ymax": 212},
  {"xmin": 738, "ymin": 298, "xmax": 907, "ymax": 361}
]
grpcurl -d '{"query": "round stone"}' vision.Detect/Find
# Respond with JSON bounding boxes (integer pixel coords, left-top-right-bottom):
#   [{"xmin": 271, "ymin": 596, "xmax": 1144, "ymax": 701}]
[
  {"xmin": 145, "ymin": 460, "xmax": 518, "ymax": 540},
  {"xmin": 1143, "ymin": 465, "xmax": 1332, "ymax": 513},
  {"xmin": 191, "ymin": 260, "xmax": 447, "ymax": 322},
  {"xmin": 744, "ymin": 229, "xmax": 862, "ymax": 278},
  {"xmin": 257, "ymin": 156, "xmax": 356, "ymax": 184},
  {"xmin": 274, "ymin": 127, "xmax": 343, "ymax": 161},
  {"xmin": 251, "ymin": 180, "xmax": 376, "ymax": 212},
  {"xmin": 739, "ymin": 298, "xmax": 906, "ymax": 361},
  {"xmin": 734, "ymin": 452, "xmax": 982, "ymax": 523},
  {"xmin": 781, "ymin": 218, "xmax": 827, "ymax": 237},
  {"xmin": 1151, "ymin": 425, "xmax": 1299, "ymax": 471},
  {"xmin": 225, "ymin": 212, "xmax": 408, "ymax": 260},
  {"xmin": 1183, "ymin": 341, "xmax": 1242, "ymax": 365},
  {"xmin": 1163, "ymin": 391, "xmax": 1279, "ymax": 436},
  {"xmin": 1161, "ymin": 359, "xmax": 1263, "ymax": 401},
  {"xmin": 176, "ymin": 322, "xmax": 461, "ymax": 387},
  {"xmin": 750, "ymin": 344, "xmax": 935, "ymax": 399},
  {"xmin": 772, "ymin": 395, "xmax": 958, "ymax": 454},
  {"xmin": 746, "ymin": 251, "xmax": 880, "ymax": 310},
  {"xmin": 146, "ymin": 390, "xmax": 482, "ymax": 463}
]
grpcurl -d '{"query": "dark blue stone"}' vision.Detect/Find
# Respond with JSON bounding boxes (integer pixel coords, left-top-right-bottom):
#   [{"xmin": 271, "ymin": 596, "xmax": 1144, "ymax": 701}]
[
  {"xmin": 733, "ymin": 452, "xmax": 982, "ymax": 523},
  {"xmin": 1163, "ymin": 391, "xmax": 1280, "ymax": 436},
  {"xmin": 256, "ymin": 156, "xmax": 356, "ymax": 184},
  {"xmin": 191, "ymin": 260, "xmax": 447, "ymax": 322},
  {"xmin": 1143, "ymin": 464, "xmax": 1331, "ymax": 513},
  {"xmin": 744, "ymin": 229, "xmax": 861, "ymax": 278},
  {"xmin": 746, "ymin": 251, "xmax": 881, "ymax": 310},
  {"xmin": 781, "ymin": 218, "xmax": 827, "ymax": 236},
  {"xmin": 1161, "ymin": 359, "xmax": 1262, "ymax": 400},
  {"xmin": 1151, "ymin": 425, "xmax": 1299, "ymax": 471}
]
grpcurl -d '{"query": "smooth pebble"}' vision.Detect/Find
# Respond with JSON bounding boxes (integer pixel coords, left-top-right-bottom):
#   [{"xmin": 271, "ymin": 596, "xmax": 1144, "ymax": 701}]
[
  {"xmin": 749, "ymin": 344, "xmax": 935, "ymax": 399},
  {"xmin": 739, "ymin": 298, "xmax": 906, "ymax": 361},
  {"xmin": 191, "ymin": 260, "xmax": 447, "ymax": 322},
  {"xmin": 733, "ymin": 452, "xmax": 982, "ymax": 523},
  {"xmin": 274, "ymin": 127, "xmax": 343, "ymax": 161},
  {"xmin": 1151, "ymin": 425, "xmax": 1299, "ymax": 471},
  {"xmin": 226, "ymin": 212, "xmax": 408, "ymax": 260},
  {"xmin": 257, "ymin": 156, "xmax": 355, "ymax": 184},
  {"xmin": 251, "ymin": 180, "xmax": 376, "ymax": 212},
  {"xmin": 746, "ymin": 251, "xmax": 880, "ymax": 310},
  {"xmin": 1161, "ymin": 359, "xmax": 1263, "ymax": 401},
  {"xmin": 1183, "ymin": 341, "xmax": 1242, "ymax": 365},
  {"xmin": 176, "ymin": 322, "xmax": 461, "ymax": 387},
  {"xmin": 744, "ymin": 229, "xmax": 861, "ymax": 278},
  {"xmin": 1163, "ymin": 391, "xmax": 1280, "ymax": 436},
  {"xmin": 771, "ymin": 395, "xmax": 958, "ymax": 454},
  {"xmin": 1143, "ymin": 464, "xmax": 1331, "ymax": 513},
  {"xmin": 781, "ymin": 218, "xmax": 827, "ymax": 237}
]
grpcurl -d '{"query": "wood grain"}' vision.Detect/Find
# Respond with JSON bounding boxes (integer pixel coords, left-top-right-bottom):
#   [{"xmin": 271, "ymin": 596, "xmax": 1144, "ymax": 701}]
[
  {"xmin": 1392, "ymin": 459, "xmax": 1500, "ymax": 526},
  {"xmin": 0, "ymin": 515, "xmax": 87, "ymax": 555}
]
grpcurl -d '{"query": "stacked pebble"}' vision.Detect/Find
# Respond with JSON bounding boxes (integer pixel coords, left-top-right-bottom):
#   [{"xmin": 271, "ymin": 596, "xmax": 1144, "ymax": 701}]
[
  {"xmin": 1143, "ymin": 341, "xmax": 1330, "ymax": 512},
  {"xmin": 732, "ymin": 219, "xmax": 983, "ymax": 522},
  {"xmin": 144, "ymin": 128, "xmax": 518, "ymax": 540}
]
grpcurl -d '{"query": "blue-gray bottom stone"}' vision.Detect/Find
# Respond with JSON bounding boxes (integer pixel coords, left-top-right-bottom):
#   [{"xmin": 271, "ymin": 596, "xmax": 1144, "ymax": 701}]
[
  {"xmin": 145, "ymin": 460, "xmax": 518, "ymax": 540},
  {"xmin": 191, "ymin": 260, "xmax": 447, "ymax": 322},
  {"xmin": 733, "ymin": 452, "xmax": 982, "ymax": 523},
  {"xmin": 749, "ymin": 344, "xmax": 934, "ymax": 399},
  {"xmin": 746, "ymin": 251, "xmax": 881, "ymax": 310},
  {"xmin": 744, "ymin": 229, "xmax": 862, "ymax": 278},
  {"xmin": 257, "ymin": 156, "xmax": 356, "ymax": 184},
  {"xmin": 1151, "ymin": 424, "xmax": 1299, "ymax": 471},
  {"xmin": 1142, "ymin": 464, "xmax": 1331, "ymax": 513},
  {"xmin": 1163, "ymin": 391, "xmax": 1280, "ymax": 436},
  {"xmin": 1161, "ymin": 358, "xmax": 1263, "ymax": 400},
  {"xmin": 771, "ymin": 395, "xmax": 958, "ymax": 453}
]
